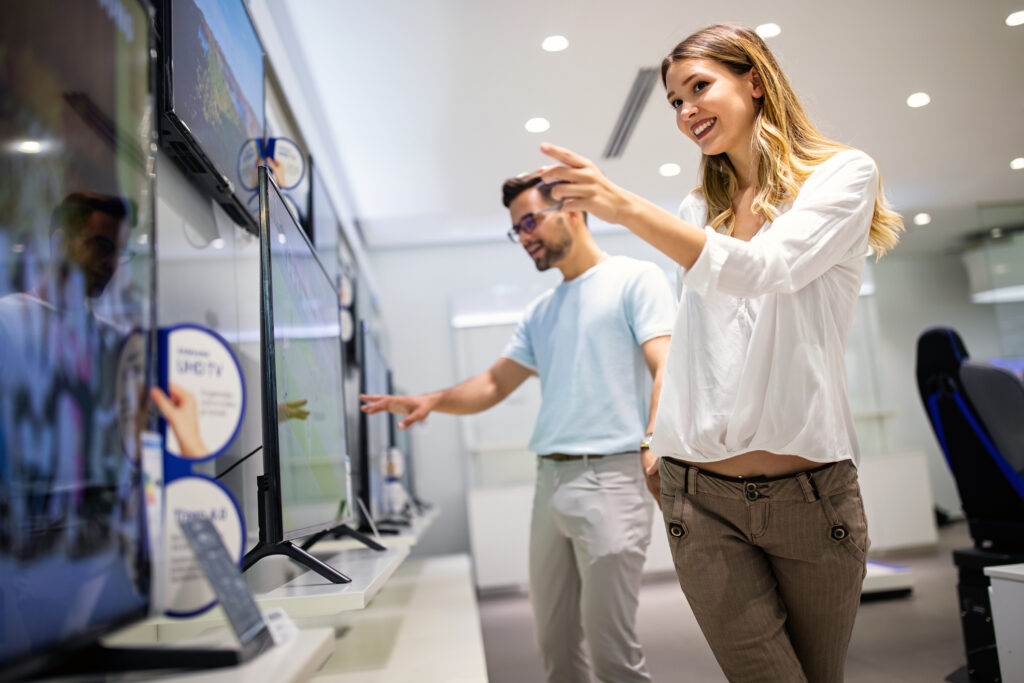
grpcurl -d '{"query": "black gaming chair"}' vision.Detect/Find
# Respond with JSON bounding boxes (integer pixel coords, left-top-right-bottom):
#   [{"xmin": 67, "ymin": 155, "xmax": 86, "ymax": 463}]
[
  {"xmin": 915, "ymin": 327, "xmax": 1024, "ymax": 550},
  {"xmin": 916, "ymin": 326, "xmax": 1024, "ymax": 683}
]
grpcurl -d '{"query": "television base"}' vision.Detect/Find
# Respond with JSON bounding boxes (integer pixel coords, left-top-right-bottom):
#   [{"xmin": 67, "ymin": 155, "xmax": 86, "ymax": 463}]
[
  {"xmin": 301, "ymin": 523, "xmax": 385, "ymax": 552},
  {"xmin": 242, "ymin": 539, "xmax": 351, "ymax": 584}
]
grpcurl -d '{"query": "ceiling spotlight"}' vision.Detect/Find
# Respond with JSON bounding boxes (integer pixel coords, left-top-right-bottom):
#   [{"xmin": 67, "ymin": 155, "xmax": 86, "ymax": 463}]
[
  {"xmin": 211, "ymin": 238, "xmax": 225, "ymax": 249},
  {"xmin": 1011, "ymin": 157, "xmax": 1024, "ymax": 170},
  {"xmin": 906, "ymin": 92, "xmax": 931, "ymax": 108},
  {"xmin": 16, "ymin": 140, "xmax": 42, "ymax": 154},
  {"xmin": 1006, "ymin": 10, "xmax": 1024, "ymax": 26},
  {"xmin": 277, "ymin": 233, "xmax": 286, "ymax": 244},
  {"xmin": 136, "ymin": 233, "xmax": 149, "ymax": 245},
  {"xmin": 542, "ymin": 35, "xmax": 569, "ymax": 52},
  {"xmin": 755, "ymin": 23, "xmax": 781, "ymax": 38},
  {"xmin": 913, "ymin": 213, "xmax": 932, "ymax": 226},
  {"xmin": 525, "ymin": 117, "xmax": 550, "ymax": 133},
  {"xmin": 659, "ymin": 163, "xmax": 681, "ymax": 177}
]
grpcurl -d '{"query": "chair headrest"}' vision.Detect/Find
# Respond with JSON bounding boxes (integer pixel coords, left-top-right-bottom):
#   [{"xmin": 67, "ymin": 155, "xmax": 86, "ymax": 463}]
[{"xmin": 916, "ymin": 326, "xmax": 970, "ymax": 393}]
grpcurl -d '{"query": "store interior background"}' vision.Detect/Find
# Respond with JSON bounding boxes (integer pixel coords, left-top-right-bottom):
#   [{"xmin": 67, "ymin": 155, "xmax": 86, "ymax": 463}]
[{"xmin": 163, "ymin": 0, "xmax": 1024, "ymax": 573}]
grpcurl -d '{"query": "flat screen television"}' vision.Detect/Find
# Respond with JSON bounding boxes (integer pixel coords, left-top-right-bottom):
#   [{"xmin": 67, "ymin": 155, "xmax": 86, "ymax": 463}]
[
  {"xmin": 0, "ymin": 0, "xmax": 156, "ymax": 677},
  {"xmin": 157, "ymin": 0, "xmax": 264, "ymax": 231},
  {"xmin": 359, "ymin": 322, "xmax": 392, "ymax": 527},
  {"xmin": 388, "ymin": 378, "xmax": 429, "ymax": 517},
  {"xmin": 242, "ymin": 166, "xmax": 354, "ymax": 582}
]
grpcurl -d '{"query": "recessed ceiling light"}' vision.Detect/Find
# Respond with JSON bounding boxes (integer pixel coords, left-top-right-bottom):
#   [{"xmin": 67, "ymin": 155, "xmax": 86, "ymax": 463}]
[
  {"xmin": 906, "ymin": 92, "xmax": 931, "ymax": 108},
  {"xmin": 1011, "ymin": 157, "xmax": 1024, "ymax": 170},
  {"xmin": 211, "ymin": 238, "xmax": 225, "ymax": 249},
  {"xmin": 755, "ymin": 23, "xmax": 781, "ymax": 38},
  {"xmin": 525, "ymin": 117, "xmax": 550, "ymax": 133},
  {"xmin": 913, "ymin": 212, "xmax": 932, "ymax": 226},
  {"xmin": 542, "ymin": 35, "xmax": 569, "ymax": 52},
  {"xmin": 136, "ymin": 233, "xmax": 149, "ymax": 245},
  {"xmin": 659, "ymin": 163, "xmax": 681, "ymax": 177},
  {"xmin": 1006, "ymin": 10, "xmax": 1024, "ymax": 26},
  {"xmin": 277, "ymin": 233, "xmax": 286, "ymax": 244},
  {"xmin": 16, "ymin": 140, "xmax": 42, "ymax": 154}
]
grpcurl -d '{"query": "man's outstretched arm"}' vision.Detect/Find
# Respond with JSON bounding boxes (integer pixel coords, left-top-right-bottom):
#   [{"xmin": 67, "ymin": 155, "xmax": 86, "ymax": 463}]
[{"xmin": 361, "ymin": 357, "xmax": 534, "ymax": 430}]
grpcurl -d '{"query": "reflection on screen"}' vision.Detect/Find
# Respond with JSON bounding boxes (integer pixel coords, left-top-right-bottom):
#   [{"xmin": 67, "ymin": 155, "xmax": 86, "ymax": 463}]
[
  {"xmin": 0, "ymin": 0, "xmax": 153, "ymax": 671},
  {"xmin": 267, "ymin": 182, "xmax": 351, "ymax": 537},
  {"xmin": 171, "ymin": 0, "xmax": 263, "ymax": 199},
  {"xmin": 362, "ymin": 328, "xmax": 390, "ymax": 521}
]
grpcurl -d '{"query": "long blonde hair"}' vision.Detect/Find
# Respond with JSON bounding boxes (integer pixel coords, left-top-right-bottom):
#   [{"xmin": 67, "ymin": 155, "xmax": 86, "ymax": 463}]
[{"xmin": 661, "ymin": 24, "xmax": 903, "ymax": 257}]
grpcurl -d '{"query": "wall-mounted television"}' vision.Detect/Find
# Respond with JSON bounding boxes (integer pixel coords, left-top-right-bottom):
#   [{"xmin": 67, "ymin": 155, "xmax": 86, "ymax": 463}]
[
  {"xmin": 157, "ymin": 0, "xmax": 264, "ymax": 231},
  {"xmin": 242, "ymin": 166, "xmax": 354, "ymax": 582},
  {"xmin": 0, "ymin": 0, "xmax": 156, "ymax": 677}
]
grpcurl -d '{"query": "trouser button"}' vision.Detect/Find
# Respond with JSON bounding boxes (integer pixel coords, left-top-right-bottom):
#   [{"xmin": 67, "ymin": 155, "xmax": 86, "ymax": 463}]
[
  {"xmin": 669, "ymin": 523, "xmax": 685, "ymax": 538},
  {"xmin": 830, "ymin": 525, "xmax": 848, "ymax": 540},
  {"xmin": 745, "ymin": 483, "xmax": 758, "ymax": 500}
]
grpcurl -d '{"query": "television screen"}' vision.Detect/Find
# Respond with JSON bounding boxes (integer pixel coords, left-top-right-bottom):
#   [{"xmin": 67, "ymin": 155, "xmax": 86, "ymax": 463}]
[
  {"xmin": 161, "ymin": 0, "xmax": 264, "ymax": 228},
  {"xmin": 0, "ymin": 0, "xmax": 155, "ymax": 677},
  {"xmin": 309, "ymin": 159, "xmax": 339, "ymax": 274},
  {"xmin": 389, "ymin": 379, "xmax": 418, "ymax": 515},
  {"xmin": 360, "ymin": 323, "xmax": 390, "ymax": 523},
  {"xmin": 260, "ymin": 167, "xmax": 352, "ymax": 541}
]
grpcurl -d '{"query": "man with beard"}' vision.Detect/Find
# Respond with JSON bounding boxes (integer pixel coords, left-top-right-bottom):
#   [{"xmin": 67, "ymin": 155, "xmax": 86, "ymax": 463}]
[{"xmin": 361, "ymin": 171, "xmax": 674, "ymax": 682}]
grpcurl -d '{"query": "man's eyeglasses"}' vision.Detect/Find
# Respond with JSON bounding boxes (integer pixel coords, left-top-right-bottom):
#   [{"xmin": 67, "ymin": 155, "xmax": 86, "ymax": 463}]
[{"xmin": 507, "ymin": 201, "xmax": 564, "ymax": 243}]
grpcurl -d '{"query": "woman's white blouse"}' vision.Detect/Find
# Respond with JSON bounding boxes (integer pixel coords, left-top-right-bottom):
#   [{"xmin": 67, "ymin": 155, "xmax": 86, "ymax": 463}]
[{"xmin": 651, "ymin": 149, "xmax": 878, "ymax": 466}]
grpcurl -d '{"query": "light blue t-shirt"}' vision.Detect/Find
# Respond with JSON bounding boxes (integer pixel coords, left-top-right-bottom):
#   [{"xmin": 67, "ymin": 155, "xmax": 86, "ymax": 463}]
[{"xmin": 501, "ymin": 256, "xmax": 675, "ymax": 456}]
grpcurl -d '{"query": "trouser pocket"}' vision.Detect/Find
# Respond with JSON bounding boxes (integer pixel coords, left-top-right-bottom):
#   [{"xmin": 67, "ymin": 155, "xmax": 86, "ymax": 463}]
[{"xmin": 817, "ymin": 483, "xmax": 869, "ymax": 565}]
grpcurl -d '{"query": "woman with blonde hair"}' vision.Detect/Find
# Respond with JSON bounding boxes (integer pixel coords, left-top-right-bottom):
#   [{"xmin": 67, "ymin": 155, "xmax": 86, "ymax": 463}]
[{"xmin": 538, "ymin": 23, "xmax": 902, "ymax": 683}]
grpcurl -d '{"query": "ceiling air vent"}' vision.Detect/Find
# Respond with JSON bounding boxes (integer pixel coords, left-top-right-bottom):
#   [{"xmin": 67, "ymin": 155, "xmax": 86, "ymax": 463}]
[{"xmin": 602, "ymin": 67, "xmax": 658, "ymax": 159}]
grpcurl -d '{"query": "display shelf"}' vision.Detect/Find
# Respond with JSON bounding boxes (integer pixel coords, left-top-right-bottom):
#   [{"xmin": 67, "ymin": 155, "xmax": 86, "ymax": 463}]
[
  {"xmin": 84, "ymin": 626, "xmax": 335, "ymax": 682},
  {"xmin": 258, "ymin": 545, "xmax": 410, "ymax": 615},
  {"xmin": 308, "ymin": 506, "xmax": 440, "ymax": 553},
  {"xmin": 119, "ymin": 545, "xmax": 409, "ymax": 642},
  {"xmin": 862, "ymin": 559, "xmax": 914, "ymax": 596},
  {"xmin": 307, "ymin": 553, "xmax": 488, "ymax": 682},
  {"xmin": 144, "ymin": 627, "xmax": 335, "ymax": 683}
]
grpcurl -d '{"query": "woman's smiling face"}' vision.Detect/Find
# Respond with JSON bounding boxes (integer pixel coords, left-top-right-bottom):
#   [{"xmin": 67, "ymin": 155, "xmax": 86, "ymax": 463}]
[{"xmin": 665, "ymin": 57, "xmax": 764, "ymax": 160}]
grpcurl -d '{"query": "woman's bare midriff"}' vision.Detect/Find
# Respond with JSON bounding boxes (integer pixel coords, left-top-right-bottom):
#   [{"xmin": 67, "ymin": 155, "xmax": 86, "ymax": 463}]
[{"xmin": 676, "ymin": 450, "xmax": 823, "ymax": 478}]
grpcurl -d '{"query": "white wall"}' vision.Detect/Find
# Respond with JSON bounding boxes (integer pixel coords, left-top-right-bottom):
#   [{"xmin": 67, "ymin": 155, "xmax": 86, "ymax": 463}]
[{"xmin": 872, "ymin": 253, "xmax": 1001, "ymax": 518}]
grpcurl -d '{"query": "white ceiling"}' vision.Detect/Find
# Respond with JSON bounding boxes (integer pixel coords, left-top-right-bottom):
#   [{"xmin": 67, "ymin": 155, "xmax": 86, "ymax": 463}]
[{"xmin": 285, "ymin": 0, "xmax": 1024, "ymax": 255}]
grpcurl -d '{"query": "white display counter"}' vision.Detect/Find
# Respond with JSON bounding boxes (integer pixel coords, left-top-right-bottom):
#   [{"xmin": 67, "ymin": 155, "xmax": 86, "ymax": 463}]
[
  {"xmin": 984, "ymin": 562, "xmax": 1024, "ymax": 682},
  {"xmin": 308, "ymin": 554, "xmax": 488, "ymax": 682}
]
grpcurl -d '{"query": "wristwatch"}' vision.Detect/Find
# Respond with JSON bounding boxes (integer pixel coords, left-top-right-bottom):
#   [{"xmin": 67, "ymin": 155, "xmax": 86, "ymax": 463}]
[{"xmin": 640, "ymin": 433, "xmax": 654, "ymax": 451}]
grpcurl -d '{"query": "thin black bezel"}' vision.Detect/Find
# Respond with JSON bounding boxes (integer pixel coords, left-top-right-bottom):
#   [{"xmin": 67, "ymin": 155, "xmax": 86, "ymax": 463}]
[
  {"xmin": 157, "ymin": 0, "xmax": 265, "ymax": 233},
  {"xmin": 358, "ymin": 321, "xmax": 391, "ymax": 524},
  {"xmin": 258, "ymin": 166, "xmax": 354, "ymax": 543}
]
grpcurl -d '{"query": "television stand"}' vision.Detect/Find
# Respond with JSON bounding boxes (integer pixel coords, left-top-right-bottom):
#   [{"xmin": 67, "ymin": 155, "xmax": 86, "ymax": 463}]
[
  {"xmin": 242, "ymin": 539, "xmax": 351, "ymax": 583},
  {"xmin": 301, "ymin": 523, "xmax": 385, "ymax": 552},
  {"xmin": 243, "ymin": 475, "xmax": 351, "ymax": 583}
]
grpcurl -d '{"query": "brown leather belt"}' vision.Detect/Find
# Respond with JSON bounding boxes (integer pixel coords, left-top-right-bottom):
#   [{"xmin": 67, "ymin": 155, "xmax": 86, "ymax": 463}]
[{"xmin": 540, "ymin": 453, "xmax": 604, "ymax": 461}]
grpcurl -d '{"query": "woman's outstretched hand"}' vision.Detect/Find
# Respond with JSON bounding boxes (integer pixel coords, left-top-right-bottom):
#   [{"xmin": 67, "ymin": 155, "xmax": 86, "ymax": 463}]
[{"xmin": 539, "ymin": 142, "xmax": 633, "ymax": 226}]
